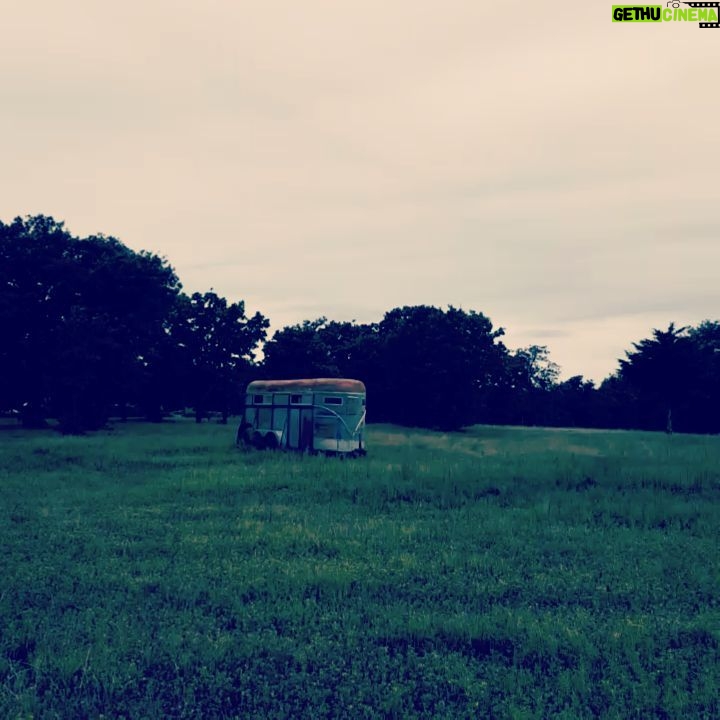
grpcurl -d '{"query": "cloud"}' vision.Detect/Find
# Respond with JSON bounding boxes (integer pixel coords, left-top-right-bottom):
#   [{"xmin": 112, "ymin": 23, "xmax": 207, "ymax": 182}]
[{"xmin": 1, "ymin": 1, "xmax": 719, "ymax": 383}]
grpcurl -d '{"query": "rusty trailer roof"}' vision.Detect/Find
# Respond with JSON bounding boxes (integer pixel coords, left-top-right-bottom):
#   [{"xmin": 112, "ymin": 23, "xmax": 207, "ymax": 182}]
[{"xmin": 247, "ymin": 378, "xmax": 365, "ymax": 394}]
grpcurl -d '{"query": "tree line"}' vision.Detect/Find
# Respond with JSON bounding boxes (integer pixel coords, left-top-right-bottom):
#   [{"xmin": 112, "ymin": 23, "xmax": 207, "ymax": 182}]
[{"xmin": 2, "ymin": 215, "xmax": 719, "ymax": 434}]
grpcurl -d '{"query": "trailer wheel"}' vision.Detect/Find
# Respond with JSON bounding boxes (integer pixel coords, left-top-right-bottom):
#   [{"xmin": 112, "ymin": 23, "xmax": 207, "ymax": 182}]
[
  {"xmin": 236, "ymin": 422, "xmax": 253, "ymax": 447},
  {"xmin": 264, "ymin": 432, "xmax": 279, "ymax": 450}
]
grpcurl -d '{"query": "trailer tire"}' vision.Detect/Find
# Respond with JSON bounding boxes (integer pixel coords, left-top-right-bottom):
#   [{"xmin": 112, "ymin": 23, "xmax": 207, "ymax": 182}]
[{"xmin": 236, "ymin": 422, "xmax": 253, "ymax": 447}]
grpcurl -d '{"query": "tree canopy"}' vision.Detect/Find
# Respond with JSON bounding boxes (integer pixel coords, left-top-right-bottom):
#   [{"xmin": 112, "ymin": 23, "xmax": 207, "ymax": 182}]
[
  {"xmin": 2, "ymin": 214, "xmax": 718, "ymax": 435},
  {"xmin": 0, "ymin": 216, "xmax": 266, "ymax": 432}
]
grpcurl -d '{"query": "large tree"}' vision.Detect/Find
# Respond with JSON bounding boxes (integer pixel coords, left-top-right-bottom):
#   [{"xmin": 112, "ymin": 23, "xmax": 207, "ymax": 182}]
[
  {"xmin": 260, "ymin": 307, "xmax": 507, "ymax": 430},
  {"xmin": 617, "ymin": 323, "xmax": 698, "ymax": 433},
  {"xmin": 0, "ymin": 215, "xmax": 181, "ymax": 431},
  {"xmin": 548, "ymin": 375, "xmax": 597, "ymax": 428},
  {"xmin": 261, "ymin": 318, "xmax": 341, "ymax": 379},
  {"xmin": 685, "ymin": 320, "xmax": 720, "ymax": 433},
  {"xmin": 373, "ymin": 305, "xmax": 507, "ymax": 430},
  {"xmin": 0, "ymin": 216, "xmax": 72, "ymax": 426},
  {"xmin": 171, "ymin": 291, "xmax": 268, "ymax": 423},
  {"xmin": 262, "ymin": 318, "xmax": 380, "ymax": 383},
  {"xmin": 494, "ymin": 345, "xmax": 560, "ymax": 426}
]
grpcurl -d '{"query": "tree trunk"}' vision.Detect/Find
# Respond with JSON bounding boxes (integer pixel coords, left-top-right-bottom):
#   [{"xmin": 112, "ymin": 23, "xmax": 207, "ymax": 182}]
[{"xmin": 20, "ymin": 405, "xmax": 47, "ymax": 429}]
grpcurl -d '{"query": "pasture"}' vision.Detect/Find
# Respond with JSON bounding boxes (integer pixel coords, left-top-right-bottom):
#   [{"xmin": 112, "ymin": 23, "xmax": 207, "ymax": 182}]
[{"xmin": 1, "ymin": 421, "xmax": 719, "ymax": 718}]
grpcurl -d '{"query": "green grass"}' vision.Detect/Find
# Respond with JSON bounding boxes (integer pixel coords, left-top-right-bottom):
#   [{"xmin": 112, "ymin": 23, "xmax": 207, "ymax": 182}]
[{"xmin": 1, "ymin": 421, "xmax": 719, "ymax": 718}]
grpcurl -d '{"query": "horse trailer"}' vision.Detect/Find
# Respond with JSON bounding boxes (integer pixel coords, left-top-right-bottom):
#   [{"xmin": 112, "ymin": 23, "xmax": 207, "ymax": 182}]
[{"xmin": 237, "ymin": 378, "xmax": 367, "ymax": 456}]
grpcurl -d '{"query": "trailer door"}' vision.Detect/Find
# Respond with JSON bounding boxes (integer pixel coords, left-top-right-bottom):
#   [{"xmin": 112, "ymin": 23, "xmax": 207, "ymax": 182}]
[{"xmin": 288, "ymin": 408, "xmax": 300, "ymax": 448}]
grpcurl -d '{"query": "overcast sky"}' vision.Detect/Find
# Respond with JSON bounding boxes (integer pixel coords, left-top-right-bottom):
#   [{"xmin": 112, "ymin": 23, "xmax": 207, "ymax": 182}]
[{"xmin": 2, "ymin": 1, "xmax": 719, "ymax": 382}]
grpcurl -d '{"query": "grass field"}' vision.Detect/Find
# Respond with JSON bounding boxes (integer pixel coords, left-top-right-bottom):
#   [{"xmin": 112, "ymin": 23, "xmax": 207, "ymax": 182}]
[{"xmin": 1, "ymin": 420, "xmax": 719, "ymax": 719}]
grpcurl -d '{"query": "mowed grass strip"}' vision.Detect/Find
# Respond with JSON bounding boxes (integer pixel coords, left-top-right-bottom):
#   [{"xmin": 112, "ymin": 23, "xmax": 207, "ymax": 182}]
[{"xmin": 1, "ymin": 421, "xmax": 719, "ymax": 718}]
